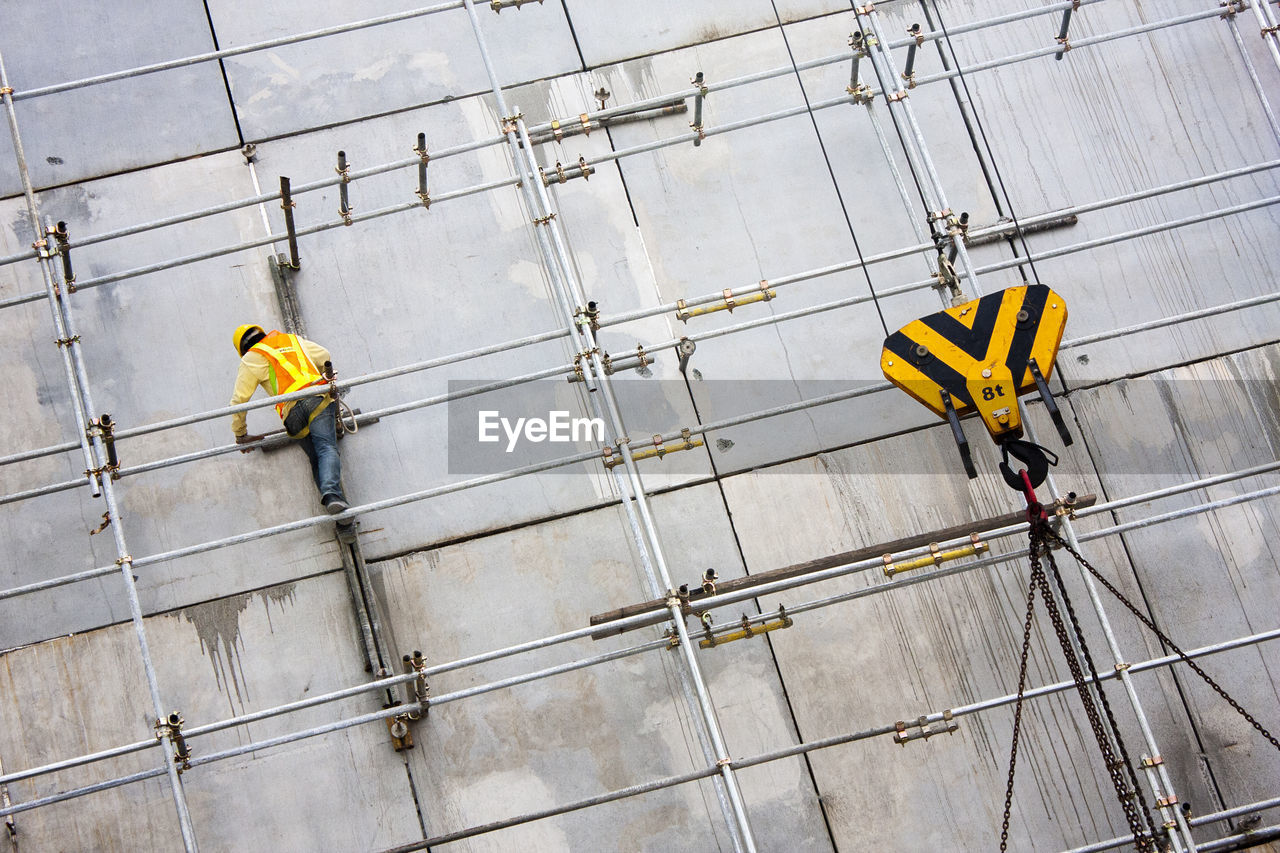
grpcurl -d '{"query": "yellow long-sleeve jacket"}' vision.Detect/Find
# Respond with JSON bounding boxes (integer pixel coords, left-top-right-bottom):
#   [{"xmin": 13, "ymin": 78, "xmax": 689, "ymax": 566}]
[{"xmin": 230, "ymin": 336, "xmax": 331, "ymax": 436}]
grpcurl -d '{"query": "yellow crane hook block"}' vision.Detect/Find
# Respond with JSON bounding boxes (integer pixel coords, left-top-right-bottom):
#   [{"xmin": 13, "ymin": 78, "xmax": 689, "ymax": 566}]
[{"xmin": 880, "ymin": 284, "xmax": 1070, "ymax": 478}]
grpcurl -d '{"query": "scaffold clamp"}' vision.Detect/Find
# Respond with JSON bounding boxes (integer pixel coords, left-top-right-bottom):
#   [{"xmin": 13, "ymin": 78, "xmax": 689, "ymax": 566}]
[
  {"xmin": 154, "ymin": 712, "xmax": 192, "ymax": 773},
  {"xmin": 89, "ymin": 511, "xmax": 112, "ymax": 536},
  {"xmin": 847, "ymin": 82, "xmax": 875, "ymax": 104},
  {"xmin": 690, "ymin": 71, "xmax": 707, "ymax": 145},
  {"xmin": 402, "ymin": 650, "xmax": 429, "ymax": 719},
  {"xmin": 893, "ymin": 710, "xmax": 958, "ymax": 744},
  {"xmin": 1218, "ymin": 0, "xmax": 1245, "ymax": 18}
]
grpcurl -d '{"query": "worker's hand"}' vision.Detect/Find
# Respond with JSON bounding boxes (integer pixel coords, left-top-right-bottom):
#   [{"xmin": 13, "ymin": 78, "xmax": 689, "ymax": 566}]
[{"xmin": 236, "ymin": 434, "xmax": 265, "ymax": 453}]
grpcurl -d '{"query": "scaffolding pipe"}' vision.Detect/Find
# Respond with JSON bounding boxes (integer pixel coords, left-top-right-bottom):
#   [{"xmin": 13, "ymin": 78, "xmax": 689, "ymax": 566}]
[
  {"xmin": 504, "ymin": 67, "xmax": 750, "ymax": 853},
  {"xmin": 508, "ymin": 101, "xmax": 758, "ymax": 851},
  {"xmin": 3, "ymin": 472, "xmax": 1275, "ymax": 800},
  {"xmin": 1226, "ymin": 9, "xmax": 1280, "ymax": 145},
  {"xmin": 6, "ymin": 546, "xmax": 1277, "ymax": 826},
  {"xmin": 1065, "ymin": 796, "xmax": 1280, "ymax": 853},
  {"xmin": 857, "ymin": 4, "xmax": 978, "ymax": 296},
  {"xmin": 1246, "ymin": 0, "xmax": 1280, "ymax": 73},
  {"xmin": 0, "ymin": 0, "xmax": 1226, "ymax": 305},
  {"xmin": 0, "ymin": 311, "xmax": 572, "ymax": 469},
  {"xmin": 0, "ymin": 76, "xmax": 100, "ymax": 496},
  {"xmin": 461, "ymin": 0, "xmax": 755, "ymax": 838},
  {"xmin": 4, "ymin": 273, "xmax": 1279, "ymax": 605},
  {"xmin": 1056, "ymin": 4, "xmax": 1075, "ymax": 60},
  {"xmin": 279, "ymin": 176, "xmax": 301, "ymax": 268},
  {"xmin": 8, "ymin": 1, "xmax": 464, "ymax": 102},
  {"xmin": 868, "ymin": 5, "xmax": 1194, "ymax": 841},
  {"xmin": 0, "ymin": 50, "xmax": 200, "ymax": 853},
  {"xmin": 380, "ymin": 623, "xmax": 1280, "ymax": 852},
  {"xmin": 0, "ymin": 0, "xmax": 1094, "ymax": 275},
  {"xmin": 0, "ymin": 1, "xmax": 1228, "ymax": 311},
  {"xmin": 2, "ymin": 1, "xmax": 1269, "ymax": 835},
  {"xmin": 0, "ymin": 172, "xmax": 521, "ymax": 311},
  {"xmin": 668, "ymin": 192, "xmax": 1280, "ymax": 370},
  {"xmin": 11, "ymin": 611, "xmax": 1271, "ymax": 833},
  {"xmin": 414, "ymin": 132, "xmax": 429, "ymax": 205},
  {"xmin": 5, "ymin": 148, "xmax": 1274, "ymax": 480}
]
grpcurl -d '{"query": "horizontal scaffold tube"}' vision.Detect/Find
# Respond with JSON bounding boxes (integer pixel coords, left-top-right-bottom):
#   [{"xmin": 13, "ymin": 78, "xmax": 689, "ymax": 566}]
[
  {"xmin": 1063, "ymin": 795, "xmax": 1280, "ymax": 853},
  {"xmin": 10, "ymin": 2, "xmax": 464, "ymax": 103},
  {"xmin": 0, "ymin": 0, "xmax": 1101, "ymax": 272},
  {"xmin": 0, "ymin": 0, "xmax": 1227, "ymax": 309},
  {"xmin": 376, "ymin": 623, "xmax": 1280, "ymax": 853},
  {"xmin": 4, "ymin": 459, "xmax": 1276, "ymax": 792},
  {"xmin": 8, "ymin": 606, "xmax": 1277, "ymax": 831},
  {"xmin": 3, "ymin": 151, "xmax": 1274, "ymax": 477}
]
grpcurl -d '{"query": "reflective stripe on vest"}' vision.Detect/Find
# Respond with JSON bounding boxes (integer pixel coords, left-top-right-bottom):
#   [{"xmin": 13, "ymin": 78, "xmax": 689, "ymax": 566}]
[{"xmin": 251, "ymin": 331, "xmax": 325, "ymax": 419}]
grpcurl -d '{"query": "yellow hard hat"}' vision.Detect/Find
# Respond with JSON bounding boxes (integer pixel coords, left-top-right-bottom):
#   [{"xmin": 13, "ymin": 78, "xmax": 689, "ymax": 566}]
[{"xmin": 233, "ymin": 324, "xmax": 264, "ymax": 355}]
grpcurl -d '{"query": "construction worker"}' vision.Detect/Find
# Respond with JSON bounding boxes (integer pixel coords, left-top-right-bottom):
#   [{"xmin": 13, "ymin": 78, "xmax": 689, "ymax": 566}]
[{"xmin": 230, "ymin": 324, "xmax": 349, "ymax": 515}]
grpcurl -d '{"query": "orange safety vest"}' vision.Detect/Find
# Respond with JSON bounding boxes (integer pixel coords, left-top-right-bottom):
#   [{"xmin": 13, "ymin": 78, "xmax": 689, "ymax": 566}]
[{"xmin": 250, "ymin": 331, "xmax": 329, "ymax": 420}]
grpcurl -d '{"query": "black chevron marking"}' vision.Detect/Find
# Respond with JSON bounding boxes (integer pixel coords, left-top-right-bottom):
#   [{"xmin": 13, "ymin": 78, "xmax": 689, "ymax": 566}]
[
  {"xmin": 1004, "ymin": 285, "xmax": 1050, "ymax": 384},
  {"xmin": 884, "ymin": 331, "xmax": 974, "ymax": 408},
  {"xmin": 916, "ymin": 288, "xmax": 1006, "ymax": 360}
]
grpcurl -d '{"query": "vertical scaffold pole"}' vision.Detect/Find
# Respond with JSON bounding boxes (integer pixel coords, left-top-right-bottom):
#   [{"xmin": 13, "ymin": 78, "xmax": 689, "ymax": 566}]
[
  {"xmin": 460, "ymin": 2, "xmax": 757, "ymax": 849},
  {"xmin": 854, "ymin": 6, "xmax": 1198, "ymax": 850},
  {"xmin": 0, "ymin": 50, "xmax": 200, "ymax": 853}
]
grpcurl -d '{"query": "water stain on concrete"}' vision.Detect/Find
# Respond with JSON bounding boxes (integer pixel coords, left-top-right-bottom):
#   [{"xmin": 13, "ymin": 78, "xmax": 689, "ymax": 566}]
[{"xmin": 180, "ymin": 584, "xmax": 297, "ymax": 706}]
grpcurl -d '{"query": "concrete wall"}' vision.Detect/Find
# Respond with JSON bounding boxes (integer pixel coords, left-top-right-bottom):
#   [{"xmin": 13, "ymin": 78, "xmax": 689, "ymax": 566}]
[{"xmin": 2, "ymin": 0, "xmax": 1279, "ymax": 850}]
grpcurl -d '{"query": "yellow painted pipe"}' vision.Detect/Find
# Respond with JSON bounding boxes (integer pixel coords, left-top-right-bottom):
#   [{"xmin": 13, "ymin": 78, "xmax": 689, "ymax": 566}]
[
  {"xmin": 699, "ymin": 614, "xmax": 793, "ymax": 648},
  {"xmin": 882, "ymin": 539, "xmax": 989, "ymax": 577},
  {"xmin": 676, "ymin": 286, "xmax": 776, "ymax": 322},
  {"xmin": 603, "ymin": 436, "xmax": 704, "ymax": 469}
]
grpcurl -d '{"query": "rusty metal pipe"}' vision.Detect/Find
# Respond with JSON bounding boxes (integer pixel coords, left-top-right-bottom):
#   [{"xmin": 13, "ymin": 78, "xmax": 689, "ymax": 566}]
[{"xmin": 279, "ymin": 176, "xmax": 300, "ymax": 269}]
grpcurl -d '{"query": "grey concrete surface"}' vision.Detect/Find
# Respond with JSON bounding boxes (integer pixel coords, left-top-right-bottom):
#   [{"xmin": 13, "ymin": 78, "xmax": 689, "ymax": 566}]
[
  {"xmin": 0, "ymin": 0, "xmax": 239, "ymax": 198},
  {"xmin": 209, "ymin": 0, "xmax": 582, "ymax": 142},
  {"xmin": 2, "ymin": 0, "xmax": 1279, "ymax": 850}
]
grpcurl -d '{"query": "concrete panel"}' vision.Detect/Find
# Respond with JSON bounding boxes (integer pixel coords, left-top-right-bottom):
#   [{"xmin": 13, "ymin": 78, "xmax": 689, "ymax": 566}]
[
  {"xmin": 3, "ymin": 0, "xmax": 1280, "ymax": 849},
  {"xmin": 0, "ymin": 0, "xmax": 239, "ymax": 197},
  {"xmin": 209, "ymin": 0, "xmax": 581, "ymax": 141},
  {"xmin": 595, "ymin": 27, "xmax": 944, "ymax": 474},
  {"xmin": 378, "ymin": 482, "xmax": 832, "ymax": 850},
  {"xmin": 0, "ymin": 151, "xmax": 346, "ymax": 647},
  {"xmin": 934, "ymin": 0, "xmax": 1280, "ymax": 379},
  {"xmin": 1069, "ymin": 345, "xmax": 1280, "ymax": 812},
  {"xmin": 0, "ymin": 571, "xmax": 425, "ymax": 851},
  {"xmin": 241, "ymin": 79, "xmax": 712, "ymax": 559},
  {"xmin": 562, "ymin": 0, "xmax": 847, "ymax": 68},
  {"xmin": 719, "ymin": 403, "xmax": 1222, "ymax": 850}
]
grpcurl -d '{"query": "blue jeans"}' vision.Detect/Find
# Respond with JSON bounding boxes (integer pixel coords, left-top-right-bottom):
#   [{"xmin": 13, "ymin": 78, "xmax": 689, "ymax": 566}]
[{"xmin": 299, "ymin": 404, "xmax": 345, "ymax": 504}]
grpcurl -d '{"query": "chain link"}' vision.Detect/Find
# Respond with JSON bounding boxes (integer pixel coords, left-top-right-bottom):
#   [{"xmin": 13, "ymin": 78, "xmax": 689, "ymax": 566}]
[
  {"xmin": 1038, "ymin": 533, "xmax": 1160, "ymax": 850},
  {"xmin": 1043, "ymin": 526, "xmax": 1280, "ymax": 754},
  {"xmin": 999, "ymin": 547, "xmax": 1041, "ymax": 852},
  {"xmin": 1002, "ymin": 521, "xmax": 1162, "ymax": 852}
]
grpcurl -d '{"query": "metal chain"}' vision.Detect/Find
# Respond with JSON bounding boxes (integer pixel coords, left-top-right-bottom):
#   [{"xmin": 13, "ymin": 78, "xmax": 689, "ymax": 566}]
[
  {"xmin": 999, "ymin": 546, "xmax": 1041, "ymax": 853},
  {"xmin": 1042, "ymin": 526, "xmax": 1280, "ymax": 753},
  {"xmin": 1038, "ymin": 533, "xmax": 1161, "ymax": 850},
  {"xmin": 1001, "ymin": 522, "xmax": 1158, "ymax": 852}
]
